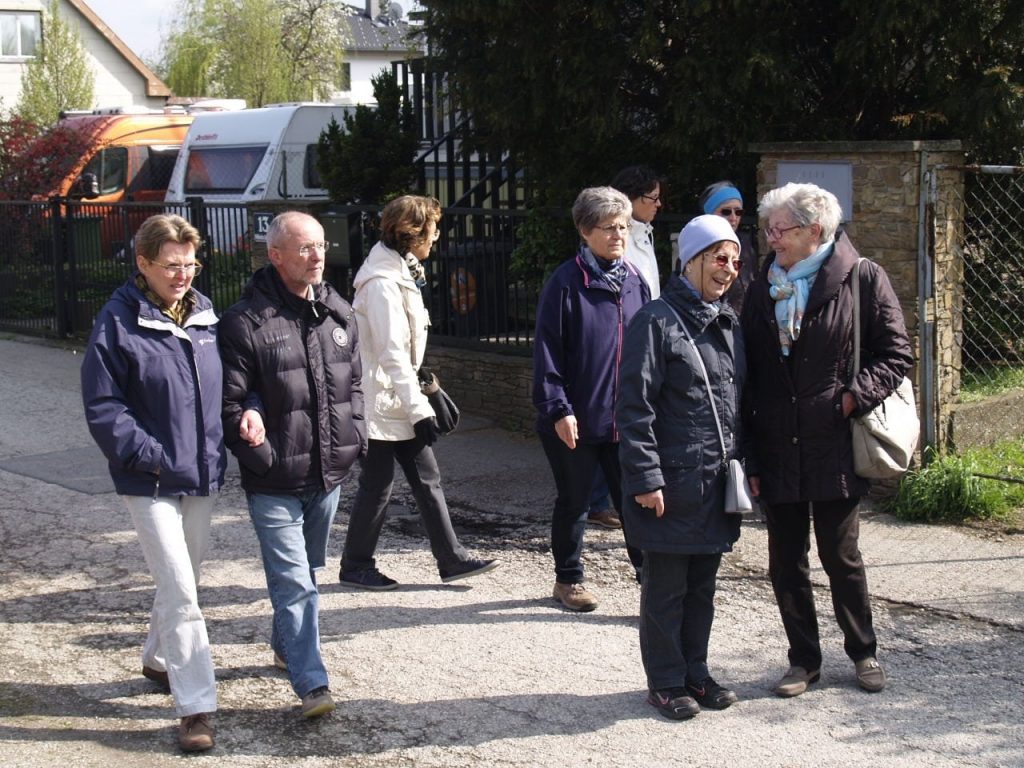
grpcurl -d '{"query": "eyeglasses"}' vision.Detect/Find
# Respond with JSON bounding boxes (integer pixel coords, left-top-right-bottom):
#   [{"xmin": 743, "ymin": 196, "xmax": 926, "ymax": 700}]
[
  {"xmin": 706, "ymin": 252, "xmax": 742, "ymax": 271},
  {"xmin": 718, "ymin": 207, "xmax": 744, "ymax": 217},
  {"xmin": 595, "ymin": 223, "xmax": 630, "ymax": 236},
  {"xmin": 148, "ymin": 260, "xmax": 203, "ymax": 276},
  {"xmin": 765, "ymin": 224, "xmax": 803, "ymax": 240},
  {"xmin": 640, "ymin": 193, "xmax": 662, "ymax": 204},
  {"xmin": 295, "ymin": 241, "xmax": 329, "ymax": 257}
]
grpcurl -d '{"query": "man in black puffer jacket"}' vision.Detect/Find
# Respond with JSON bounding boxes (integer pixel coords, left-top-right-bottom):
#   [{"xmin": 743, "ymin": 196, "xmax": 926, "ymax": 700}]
[{"xmin": 219, "ymin": 211, "xmax": 365, "ymax": 719}]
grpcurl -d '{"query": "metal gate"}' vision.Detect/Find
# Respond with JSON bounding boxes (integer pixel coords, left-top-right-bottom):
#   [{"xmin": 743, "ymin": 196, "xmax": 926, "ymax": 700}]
[{"xmin": 925, "ymin": 164, "xmax": 1024, "ymax": 449}]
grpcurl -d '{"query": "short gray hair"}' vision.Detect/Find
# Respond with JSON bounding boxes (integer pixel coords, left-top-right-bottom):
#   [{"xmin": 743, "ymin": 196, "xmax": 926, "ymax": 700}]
[
  {"xmin": 758, "ymin": 182, "xmax": 843, "ymax": 243},
  {"xmin": 572, "ymin": 186, "xmax": 632, "ymax": 232},
  {"xmin": 267, "ymin": 211, "xmax": 319, "ymax": 249}
]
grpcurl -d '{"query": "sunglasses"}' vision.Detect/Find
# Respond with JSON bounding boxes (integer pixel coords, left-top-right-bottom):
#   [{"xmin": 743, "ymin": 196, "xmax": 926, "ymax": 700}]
[
  {"xmin": 706, "ymin": 252, "xmax": 742, "ymax": 271},
  {"xmin": 718, "ymin": 207, "xmax": 744, "ymax": 217}
]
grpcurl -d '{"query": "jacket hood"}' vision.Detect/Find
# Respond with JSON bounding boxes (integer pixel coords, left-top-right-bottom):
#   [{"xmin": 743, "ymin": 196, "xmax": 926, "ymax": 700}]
[{"xmin": 241, "ymin": 265, "xmax": 353, "ymax": 329}]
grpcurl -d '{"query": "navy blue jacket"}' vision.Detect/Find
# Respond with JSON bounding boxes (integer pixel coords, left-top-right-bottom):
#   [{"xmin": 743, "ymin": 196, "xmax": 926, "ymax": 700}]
[
  {"xmin": 533, "ymin": 249, "xmax": 650, "ymax": 442},
  {"xmin": 218, "ymin": 266, "xmax": 365, "ymax": 495},
  {"xmin": 81, "ymin": 278, "xmax": 226, "ymax": 497},
  {"xmin": 617, "ymin": 276, "xmax": 743, "ymax": 554}
]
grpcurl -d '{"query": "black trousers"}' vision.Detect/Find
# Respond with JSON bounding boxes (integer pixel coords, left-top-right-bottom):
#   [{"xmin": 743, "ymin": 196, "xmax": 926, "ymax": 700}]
[
  {"xmin": 766, "ymin": 498, "xmax": 877, "ymax": 671},
  {"xmin": 341, "ymin": 437, "xmax": 468, "ymax": 574},
  {"xmin": 538, "ymin": 431, "xmax": 642, "ymax": 584},
  {"xmin": 639, "ymin": 551, "xmax": 722, "ymax": 690}
]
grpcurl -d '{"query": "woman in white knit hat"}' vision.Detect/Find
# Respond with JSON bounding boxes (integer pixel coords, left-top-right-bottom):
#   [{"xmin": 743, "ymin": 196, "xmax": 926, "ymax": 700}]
[{"xmin": 617, "ymin": 214, "xmax": 746, "ymax": 720}]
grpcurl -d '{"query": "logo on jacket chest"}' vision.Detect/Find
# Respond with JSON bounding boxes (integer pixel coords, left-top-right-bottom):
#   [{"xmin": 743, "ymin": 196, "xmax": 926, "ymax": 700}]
[{"xmin": 332, "ymin": 327, "xmax": 349, "ymax": 348}]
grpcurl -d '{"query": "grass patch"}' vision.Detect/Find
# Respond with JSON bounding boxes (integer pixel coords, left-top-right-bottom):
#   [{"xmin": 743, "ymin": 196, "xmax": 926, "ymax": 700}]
[
  {"xmin": 960, "ymin": 365, "xmax": 1024, "ymax": 402},
  {"xmin": 892, "ymin": 441, "xmax": 1024, "ymax": 524}
]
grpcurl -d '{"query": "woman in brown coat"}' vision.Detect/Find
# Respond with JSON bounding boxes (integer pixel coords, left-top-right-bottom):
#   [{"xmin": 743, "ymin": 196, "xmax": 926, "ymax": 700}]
[{"xmin": 741, "ymin": 183, "xmax": 913, "ymax": 698}]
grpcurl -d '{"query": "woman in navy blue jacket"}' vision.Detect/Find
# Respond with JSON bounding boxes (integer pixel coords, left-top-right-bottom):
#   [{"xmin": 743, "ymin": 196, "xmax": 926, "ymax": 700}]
[
  {"xmin": 617, "ymin": 215, "xmax": 746, "ymax": 720},
  {"xmin": 533, "ymin": 186, "xmax": 649, "ymax": 613},
  {"xmin": 81, "ymin": 214, "xmax": 226, "ymax": 753}
]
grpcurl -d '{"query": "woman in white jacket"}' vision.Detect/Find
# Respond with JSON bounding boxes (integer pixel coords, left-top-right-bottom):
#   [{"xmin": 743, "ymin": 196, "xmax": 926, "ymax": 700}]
[{"xmin": 339, "ymin": 195, "xmax": 499, "ymax": 590}]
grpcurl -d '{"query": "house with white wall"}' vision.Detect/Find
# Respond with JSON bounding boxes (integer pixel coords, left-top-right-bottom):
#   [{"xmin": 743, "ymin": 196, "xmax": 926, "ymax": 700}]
[
  {"xmin": 0, "ymin": 0, "xmax": 169, "ymax": 116},
  {"xmin": 333, "ymin": 1, "xmax": 424, "ymax": 105}
]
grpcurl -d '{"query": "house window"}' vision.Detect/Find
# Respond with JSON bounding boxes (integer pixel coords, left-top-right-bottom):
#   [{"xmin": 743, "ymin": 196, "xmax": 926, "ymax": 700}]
[
  {"xmin": 339, "ymin": 63, "xmax": 351, "ymax": 91},
  {"xmin": 0, "ymin": 12, "xmax": 41, "ymax": 57}
]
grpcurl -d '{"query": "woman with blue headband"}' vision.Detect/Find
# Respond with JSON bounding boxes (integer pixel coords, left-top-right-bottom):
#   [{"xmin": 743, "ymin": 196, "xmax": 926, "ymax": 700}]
[{"xmin": 698, "ymin": 181, "xmax": 759, "ymax": 313}]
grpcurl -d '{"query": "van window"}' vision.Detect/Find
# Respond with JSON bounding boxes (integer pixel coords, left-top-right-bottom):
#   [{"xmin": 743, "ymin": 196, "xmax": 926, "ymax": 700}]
[
  {"xmin": 186, "ymin": 146, "xmax": 267, "ymax": 193},
  {"xmin": 80, "ymin": 147, "xmax": 128, "ymax": 196},
  {"xmin": 304, "ymin": 144, "xmax": 324, "ymax": 189}
]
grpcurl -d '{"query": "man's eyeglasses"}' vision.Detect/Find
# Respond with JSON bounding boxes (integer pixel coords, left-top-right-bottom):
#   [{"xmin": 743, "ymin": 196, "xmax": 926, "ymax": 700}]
[
  {"xmin": 148, "ymin": 260, "xmax": 203, "ymax": 276},
  {"xmin": 718, "ymin": 207, "xmax": 744, "ymax": 217},
  {"xmin": 765, "ymin": 224, "xmax": 803, "ymax": 240},
  {"xmin": 706, "ymin": 252, "xmax": 742, "ymax": 271},
  {"xmin": 640, "ymin": 193, "xmax": 662, "ymax": 204},
  {"xmin": 595, "ymin": 223, "xmax": 630, "ymax": 236},
  {"xmin": 295, "ymin": 241, "xmax": 329, "ymax": 257}
]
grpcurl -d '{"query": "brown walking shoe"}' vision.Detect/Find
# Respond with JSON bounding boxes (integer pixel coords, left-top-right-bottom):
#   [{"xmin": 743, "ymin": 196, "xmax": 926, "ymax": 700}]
[
  {"xmin": 773, "ymin": 665, "xmax": 821, "ymax": 697},
  {"xmin": 587, "ymin": 508, "xmax": 622, "ymax": 529},
  {"xmin": 552, "ymin": 581, "xmax": 598, "ymax": 612},
  {"xmin": 178, "ymin": 712, "xmax": 214, "ymax": 752},
  {"xmin": 855, "ymin": 657, "xmax": 887, "ymax": 692}
]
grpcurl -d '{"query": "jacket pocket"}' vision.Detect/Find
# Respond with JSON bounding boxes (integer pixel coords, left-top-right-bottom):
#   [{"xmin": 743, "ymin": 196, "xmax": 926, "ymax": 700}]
[{"xmin": 660, "ymin": 442, "xmax": 703, "ymax": 517}]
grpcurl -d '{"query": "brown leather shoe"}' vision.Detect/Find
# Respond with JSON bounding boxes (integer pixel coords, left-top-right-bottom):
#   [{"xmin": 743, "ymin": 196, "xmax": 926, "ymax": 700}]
[
  {"xmin": 179, "ymin": 712, "xmax": 214, "ymax": 752},
  {"xmin": 855, "ymin": 657, "xmax": 887, "ymax": 692},
  {"xmin": 142, "ymin": 666, "xmax": 169, "ymax": 691},
  {"xmin": 773, "ymin": 665, "xmax": 821, "ymax": 697},
  {"xmin": 587, "ymin": 508, "xmax": 622, "ymax": 529}
]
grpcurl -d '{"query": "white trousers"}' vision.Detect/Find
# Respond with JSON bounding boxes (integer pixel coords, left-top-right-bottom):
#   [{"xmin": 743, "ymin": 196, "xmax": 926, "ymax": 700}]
[{"xmin": 124, "ymin": 494, "xmax": 217, "ymax": 716}]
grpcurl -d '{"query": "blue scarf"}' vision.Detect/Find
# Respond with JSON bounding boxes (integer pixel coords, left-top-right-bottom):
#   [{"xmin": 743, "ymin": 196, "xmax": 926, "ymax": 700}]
[
  {"xmin": 580, "ymin": 246, "xmax": 628, "ymax": 293},
  {"xmin": 768, "ymin": 239, "xmax": 833, "ymax": 356}
]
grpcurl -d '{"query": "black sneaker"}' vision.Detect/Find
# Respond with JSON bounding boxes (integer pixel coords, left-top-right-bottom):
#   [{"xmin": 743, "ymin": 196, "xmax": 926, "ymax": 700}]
[
  {"xmin": 686, "ymin": 676, "xmax": 738, "ymax": 710},
  {"xmin": 648, "ymin": 687, "xmax": 700, "ymax": 720},
  {"xmin": 439, "ymin": 558, "xmax": 500, "ymax": 583},
  {"xmin": 339, "ymin": 567, "xmax": 399, "ymax": 591}
]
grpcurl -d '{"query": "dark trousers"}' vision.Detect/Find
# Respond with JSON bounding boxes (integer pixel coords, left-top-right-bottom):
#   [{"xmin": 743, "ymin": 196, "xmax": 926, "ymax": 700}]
[
  {"xmin": 538, "ymin": 431, "xmax": 642, "ymax": 584},
  {"xmin": 639, "ymin": 551, "xmax": 722, "ymax": 690},
  {"xmin": 766, "ymin": 497, "xmax": 877, "ymax": 671},
  {"xmin": 341, "ymin": 437, "xmax": 469, "ymax": 573}
]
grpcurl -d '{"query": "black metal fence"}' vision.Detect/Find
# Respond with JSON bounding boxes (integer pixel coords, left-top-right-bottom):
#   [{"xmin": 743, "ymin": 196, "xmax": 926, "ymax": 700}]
[{"xmin": 0, "ymin": 198, "xmax": 709, "ymax": 346}]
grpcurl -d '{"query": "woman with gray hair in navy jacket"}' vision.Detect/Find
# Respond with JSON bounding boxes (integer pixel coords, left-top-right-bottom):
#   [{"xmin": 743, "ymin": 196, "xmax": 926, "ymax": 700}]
[
  {"xmin": 81, "ymin": 214, "xmax": 227, "ymax": 753},
  {"xmin": 533, "ymin": 186, "xmax": 649, "ymax": 613}
]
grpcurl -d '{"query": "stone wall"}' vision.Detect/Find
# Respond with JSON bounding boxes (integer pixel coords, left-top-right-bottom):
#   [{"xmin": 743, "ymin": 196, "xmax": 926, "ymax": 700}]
[{"xmin": 423, "ymin": 345, "xmax": 535, "ymax": 434}]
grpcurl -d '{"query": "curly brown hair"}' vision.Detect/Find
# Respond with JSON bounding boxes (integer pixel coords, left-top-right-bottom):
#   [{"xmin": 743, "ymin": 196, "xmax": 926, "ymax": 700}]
[{"xmin": 379, "ymin": 195, "xmax": 442, "ymax": 254}]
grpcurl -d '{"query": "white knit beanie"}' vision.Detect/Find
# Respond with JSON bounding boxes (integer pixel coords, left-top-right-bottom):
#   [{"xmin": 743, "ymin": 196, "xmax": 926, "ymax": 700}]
[{"xmin": 678, "ymin": 214, "xmax": 740, "ymax": 270}]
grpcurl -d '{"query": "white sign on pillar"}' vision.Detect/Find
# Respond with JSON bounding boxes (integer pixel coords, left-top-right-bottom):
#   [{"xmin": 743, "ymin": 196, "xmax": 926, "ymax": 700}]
[{"xmin": 777, "ymin": 162, "xmax": 854, "ymax": 222}]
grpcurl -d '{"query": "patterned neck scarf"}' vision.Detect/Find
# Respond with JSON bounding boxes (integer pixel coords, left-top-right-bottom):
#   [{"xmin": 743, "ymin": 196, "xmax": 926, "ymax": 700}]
[
  {"xmin": 768, "ymin": 238, "xmax": 833, "ymax": 356},
  {"xmin": 581, "ymin": 246, "xmax": 628, "ymax": 293},
  {"xmin": 403, "ymin": 252, "xmax": 427, "ymax": 288},
  {"xmin": 135, "ymin": 273, "xmax": 195, "ymax": 326}
]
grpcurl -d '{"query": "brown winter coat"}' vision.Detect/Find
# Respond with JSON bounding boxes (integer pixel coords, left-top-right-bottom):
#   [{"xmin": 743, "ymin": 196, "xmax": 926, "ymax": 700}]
[{"xmin": 740, "ymin": 232, "xmax": 914, "ymax": 504}]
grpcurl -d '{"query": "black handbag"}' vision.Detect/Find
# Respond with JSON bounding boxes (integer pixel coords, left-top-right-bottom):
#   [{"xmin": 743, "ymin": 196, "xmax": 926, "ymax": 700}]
[{"xmin": 418, "ymin": 368, "xmax": 460, "ymax": 435}]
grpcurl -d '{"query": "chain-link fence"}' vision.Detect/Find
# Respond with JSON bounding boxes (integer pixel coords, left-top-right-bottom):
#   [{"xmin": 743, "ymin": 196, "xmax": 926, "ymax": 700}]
[{"xmin": 933, "ymin": 166, "xmax": 1024, "ymax": 402}]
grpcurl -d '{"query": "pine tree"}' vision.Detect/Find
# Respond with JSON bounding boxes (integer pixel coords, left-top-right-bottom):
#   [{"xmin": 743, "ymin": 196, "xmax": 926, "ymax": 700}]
[{"xmin": 16, "ymin": 0, "xmax": 95, "ymax": 126}]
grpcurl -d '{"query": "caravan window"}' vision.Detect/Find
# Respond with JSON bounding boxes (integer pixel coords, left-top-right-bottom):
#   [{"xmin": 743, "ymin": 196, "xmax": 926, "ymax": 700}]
[
  {"xmin": 185, "ymin": 145, "xmax": 267, "ymax": 193},
  {"xmin": 304, "ymin": 144, "xmax": 324, "ymax": 189}
]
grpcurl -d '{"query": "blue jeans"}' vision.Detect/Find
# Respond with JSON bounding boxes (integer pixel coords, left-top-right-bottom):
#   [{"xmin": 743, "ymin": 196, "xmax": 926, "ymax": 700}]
[{"xmin": 247, "ymin": 487, "xmax": 339, "ymax": 698}]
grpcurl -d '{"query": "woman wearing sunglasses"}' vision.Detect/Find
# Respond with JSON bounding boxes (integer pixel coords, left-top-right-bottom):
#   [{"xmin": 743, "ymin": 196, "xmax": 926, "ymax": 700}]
[
  {"xmin": 617, "ymin": 214, "xmax": 746, "ymax": 720},
  {"xmin": 81, "ymin": 214, "xmax": 226, "ymax": 752},
  {"xmin": 741, "ymin": 183, "xmax": 913, "ymax": 698},
  {"xmin": 698, "ymin": 180, "xmax": 759, "ymax": 313}
]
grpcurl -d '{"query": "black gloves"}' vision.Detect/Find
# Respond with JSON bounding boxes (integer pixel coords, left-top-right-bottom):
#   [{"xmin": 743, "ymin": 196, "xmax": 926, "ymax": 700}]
[{"xmin": 414, "ymin": 417, "xmax": 440, "ymax": 446}]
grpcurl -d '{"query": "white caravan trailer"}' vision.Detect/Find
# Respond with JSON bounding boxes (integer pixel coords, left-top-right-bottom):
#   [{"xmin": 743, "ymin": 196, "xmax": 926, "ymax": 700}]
[
  {"xmin": 165, "ymin": 102, "xmax": 354, "ymax": 204},
  {"xmin": 164, "ymin": 103, "xmax": 354, "ymax": 251}
]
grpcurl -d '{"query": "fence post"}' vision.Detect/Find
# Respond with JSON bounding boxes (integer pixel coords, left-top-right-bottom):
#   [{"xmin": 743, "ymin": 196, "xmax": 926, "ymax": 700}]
[{"xmin": 50, "ymin": 196, "xmax": 70, "ymax": 337}]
